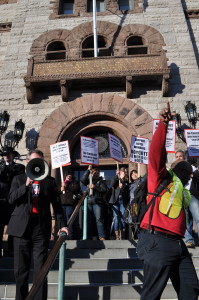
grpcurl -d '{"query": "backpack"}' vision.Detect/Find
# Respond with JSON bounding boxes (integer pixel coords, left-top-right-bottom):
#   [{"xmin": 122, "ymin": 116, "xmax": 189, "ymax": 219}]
[{"xmin": 123, "ymin": 172, "xmax": 172, "ymax": 238}]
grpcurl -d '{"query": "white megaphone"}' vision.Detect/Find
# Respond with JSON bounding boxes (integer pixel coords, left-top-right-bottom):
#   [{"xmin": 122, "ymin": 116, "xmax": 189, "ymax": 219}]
[{"xmin": 26, "ymin": 158, "xmax": 49, "ymax": 181}]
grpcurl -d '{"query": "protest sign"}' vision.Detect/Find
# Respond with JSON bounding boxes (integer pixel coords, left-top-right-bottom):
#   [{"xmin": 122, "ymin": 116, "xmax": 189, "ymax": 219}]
[
  {"xmin": 184, "ymin": 129, "xmax": 199, "ymax": 157},
  {"xmin": 108, "ymin": 133, "xmax": 123, "ymax": 163},
  {"xmin": 130, "ymin": 136, "xmax": 149, "ymax": 164},
  {"xmin": 50, "ymin": 140, "xmax": 71, "ymax": 169},
  {"xmin": 81, "ymin": 136, "xmax": 99, "ymax": 165},
  {"xmin": 153, "ymin": 119, "xmax": 176, "ymax": 153}
]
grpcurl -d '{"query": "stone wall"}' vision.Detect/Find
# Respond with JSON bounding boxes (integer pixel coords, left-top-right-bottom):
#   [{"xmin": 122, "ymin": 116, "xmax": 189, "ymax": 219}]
[{"xmin": 0, "ymin": 0, "xmax": 198, "ymax": 163}]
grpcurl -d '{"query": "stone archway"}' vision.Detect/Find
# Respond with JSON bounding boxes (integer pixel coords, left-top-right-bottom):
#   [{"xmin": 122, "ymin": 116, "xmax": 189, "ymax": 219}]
[{"xmin": 37, "ymin": 94, "xmax": 153, "ymax": 164}]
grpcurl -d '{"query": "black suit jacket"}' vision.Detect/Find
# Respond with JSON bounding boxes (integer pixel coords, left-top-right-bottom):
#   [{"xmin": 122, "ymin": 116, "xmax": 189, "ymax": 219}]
[{"xmin": 7, "ymin": 173, "xmax": 66, "ymax": 238}]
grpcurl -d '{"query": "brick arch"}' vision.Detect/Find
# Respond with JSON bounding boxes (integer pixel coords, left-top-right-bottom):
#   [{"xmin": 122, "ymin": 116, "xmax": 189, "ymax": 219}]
[
  {"xmin": 29, "ymin": 22, "xmax": 165, "ymax": 61},
  {"xmin": 118, "ymin": 24, "xmax": 165, "ymax": 53},
  {"xmin": 37, "ymin": 94, "xmax": 153, "ymax": 163},
  {"xmin": 66, "ymin": 21, "xmax": 118, "ymax": 50},
  {"xmin": 30, "ymin": 29, "xmax": 70, "ymax": 60}
]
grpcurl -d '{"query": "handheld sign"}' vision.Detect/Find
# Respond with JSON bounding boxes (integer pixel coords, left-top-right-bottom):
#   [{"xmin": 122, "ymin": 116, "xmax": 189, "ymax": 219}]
[
  {"xmin": 108, "ymin": 133, "xmax": 123, "ymax": 163},
  {"xmin": 130, "ymin": 136, "xmax": 149, "ymax": 165},
  {"xmin": 153, "ymin": 119, "xmax": 176, "ymax": 153},
  {"xmin": 50, "ymin": 141, "xmax": 71, "ymax": 194},
  {"xmin": 80, "ymin": 136, "xmax": 99, "ymax": 166},
  {"xmin": 50, "ymin": 141, "xmax": 71, "ymax": 169},
  {"xmin": 184, "ymin": 129, "xmax": 199, "ymax": 157}
]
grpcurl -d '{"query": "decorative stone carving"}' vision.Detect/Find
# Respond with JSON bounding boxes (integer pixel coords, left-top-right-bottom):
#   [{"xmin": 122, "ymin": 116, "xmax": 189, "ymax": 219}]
[{"xmin": 24, "ymin": 21, "xmax": 170, "ymax": 103}]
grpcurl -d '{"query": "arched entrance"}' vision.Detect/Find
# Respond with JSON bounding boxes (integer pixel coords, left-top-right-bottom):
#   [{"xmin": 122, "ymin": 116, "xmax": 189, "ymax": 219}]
[{"xmin": 37, "ymin": 94, "xmax": 152, "ymax": 181}]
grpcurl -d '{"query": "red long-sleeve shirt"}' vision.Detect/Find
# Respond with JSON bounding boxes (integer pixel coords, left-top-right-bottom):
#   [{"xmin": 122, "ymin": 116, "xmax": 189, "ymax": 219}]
[{"xmin": 140, "ymin": 121, "xmax": 186, "ymax": 236}]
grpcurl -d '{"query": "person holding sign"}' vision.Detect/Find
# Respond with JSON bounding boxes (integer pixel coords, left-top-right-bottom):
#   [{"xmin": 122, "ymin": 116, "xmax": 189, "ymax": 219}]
[
  {"xmin": 109, "ymin": 167, "xmax": 129, "ymax": 240},
  {"xmin": 7, "ymin": 150, "xmax": 69, "ymax": 300},
  {"xmin": 136, "ymin": 103, "xmax": 199, "ymax": 300},
  {"xmin": 60, "ymin": 173, "xmax": 82, "ymax": 239},
  {"xmin": 81, "ymin": 165, "xmax": 107, "ymax": 240}
]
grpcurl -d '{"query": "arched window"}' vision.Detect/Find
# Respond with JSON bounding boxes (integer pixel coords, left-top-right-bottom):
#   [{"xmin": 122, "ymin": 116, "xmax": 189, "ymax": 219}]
[
  {"xmin": 82, "ymin": 35, "xmax": 111, "ymax": 58},
  {"xmin": 126, "ymin": 35, "xmax": 147, "ymax": 55},
  {"xmin": 46, "ymin": 41, "xmax": 66, "ymax": 60}
]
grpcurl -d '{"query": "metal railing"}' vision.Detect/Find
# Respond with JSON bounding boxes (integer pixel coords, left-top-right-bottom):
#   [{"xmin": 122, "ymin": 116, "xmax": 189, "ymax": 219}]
[{"xmin": 26, "ymin": 190, "xmax": 88, "ymax": 300}]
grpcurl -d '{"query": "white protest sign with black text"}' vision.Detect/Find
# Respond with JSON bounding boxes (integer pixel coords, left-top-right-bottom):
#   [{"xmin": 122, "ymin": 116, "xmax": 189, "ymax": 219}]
[
  {"xmin": 130, "ymin": 136, "xmax": 149, "ymax": 165},
  {"xmin": 50, "ymin": 141, "xmax": 71, "ymax": 169},
  {"xmin": 81, "ymin": 136, "xmax": 99, "ymax": 165},
  {"xmin": 184, "ymin": 129, "xmax": 199, "ymax": 157},
  {"xmin": 153, "ymin": 119, "xmax": 176, "ymax": 153},
  {"xmin": 108, "ymin": 133, "xmax": 123, "ymax": 163}
]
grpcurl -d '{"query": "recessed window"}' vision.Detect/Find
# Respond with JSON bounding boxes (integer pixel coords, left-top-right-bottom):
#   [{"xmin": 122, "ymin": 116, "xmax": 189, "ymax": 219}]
[
  {"xmin": 82, "ymin": 35, "xmax": 111, "ymax": 58},
  {"xmin": 119, "ymin": 0, "xmax": 134, "ymax": 11},
  {"xmin": 127, "ymin": 35, "xmax": 147, "ymax": 55},
  {"xmin": 46, "ymin": 41, "xmax": 66, "ymax": 60},
  {"xmin": 88, "ymin": 0, "xmax": 105, "ymax": 12},
  {"xmin": 59, "ymin": 0, "xmax": 74, "ymax": 15}
]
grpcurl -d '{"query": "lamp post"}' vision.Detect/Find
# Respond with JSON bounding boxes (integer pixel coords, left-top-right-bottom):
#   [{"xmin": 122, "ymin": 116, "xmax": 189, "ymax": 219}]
[{"xmin": 0, "ymin": 110, "xmax": 25, "ymax": 155}]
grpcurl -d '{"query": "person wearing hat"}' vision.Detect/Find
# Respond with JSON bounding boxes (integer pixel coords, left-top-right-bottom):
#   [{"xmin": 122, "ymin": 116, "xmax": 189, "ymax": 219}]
[
  {"xmin": 0, "ymin": 147, "xmax": 25, "ymax": 189},
  {"xmin": 0, "ymin": 147, "xmax": 25, "ymax": 257}
]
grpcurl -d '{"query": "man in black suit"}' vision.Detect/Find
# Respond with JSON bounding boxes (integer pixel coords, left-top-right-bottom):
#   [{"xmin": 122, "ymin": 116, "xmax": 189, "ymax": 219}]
[
  {"xmin": 0, "ymin": 147, "xmax": 25, "ymax": 256},
  {"xmin": 7, "ymin": 149, "xmax": 69, "ymax": 300}
]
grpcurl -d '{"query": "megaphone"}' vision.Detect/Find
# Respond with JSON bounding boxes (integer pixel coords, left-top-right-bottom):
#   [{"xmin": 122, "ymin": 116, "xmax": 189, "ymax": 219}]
[{"xmin": 26, "ymin": 158, "xmax": 49, "ymax": 181}]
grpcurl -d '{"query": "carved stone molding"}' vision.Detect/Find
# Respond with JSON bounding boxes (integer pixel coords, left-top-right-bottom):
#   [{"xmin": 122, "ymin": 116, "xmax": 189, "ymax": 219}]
[
  {"xmin": 25, "ymin": 21, "xmax": 170, "ymax": 103},
  {"xmin": 37, "ymin": 94, "xmax": 153, "ymax": 163}
]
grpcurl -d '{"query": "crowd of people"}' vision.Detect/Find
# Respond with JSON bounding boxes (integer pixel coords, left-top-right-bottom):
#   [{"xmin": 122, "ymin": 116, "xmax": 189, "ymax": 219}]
[{"xmin": 0, "ymin": 103, "xmax": 198, "ymax": 299}]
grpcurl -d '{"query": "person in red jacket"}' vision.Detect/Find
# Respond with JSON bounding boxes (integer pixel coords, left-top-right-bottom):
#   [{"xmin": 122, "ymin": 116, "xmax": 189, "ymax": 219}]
[{"xmin": 136, "ymin": 102, "xmax": 199, "ymax": 300}]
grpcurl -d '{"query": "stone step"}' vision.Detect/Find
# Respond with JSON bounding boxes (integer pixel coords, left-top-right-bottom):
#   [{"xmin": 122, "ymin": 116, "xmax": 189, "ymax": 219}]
[
  {"xmin": 1, "ymin": 255, "xmax": 199, "ymax": 270},
  {"xmin": 1, "ymin": 282, "xmax": 197, "ymax": 300},
  {"xmin": 1, "ymin": 267, "xmax": 199, "ymax": 285}
]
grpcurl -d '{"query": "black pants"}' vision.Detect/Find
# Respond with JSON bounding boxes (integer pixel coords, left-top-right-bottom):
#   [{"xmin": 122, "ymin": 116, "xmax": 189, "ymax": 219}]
[
  {"xmin": 136, "ymin": 230, "xmax": 199, "ymax": 300},
  {"xmin": 13, "ymin": 216, "xmax": 49, "ymax": 300}
]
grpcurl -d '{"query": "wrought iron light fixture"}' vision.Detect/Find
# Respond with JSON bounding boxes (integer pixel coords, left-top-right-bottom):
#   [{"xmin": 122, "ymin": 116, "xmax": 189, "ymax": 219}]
[
  {"xmin": 0, "ymin": 111, "xmax": 25, "ymax": 155},
  {"xmin": 184, "ymin": 101, "xmax": 197, "ymax": 128},
  {"xmin": 173, "ymin": 101, "xmax": 198, "ymax": 142}
]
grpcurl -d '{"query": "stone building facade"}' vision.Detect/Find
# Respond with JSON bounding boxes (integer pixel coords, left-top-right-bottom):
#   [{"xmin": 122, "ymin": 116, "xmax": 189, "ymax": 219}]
[{"xmin": 0, "ymin": 0, "xmax": 199, "ymax": 181}]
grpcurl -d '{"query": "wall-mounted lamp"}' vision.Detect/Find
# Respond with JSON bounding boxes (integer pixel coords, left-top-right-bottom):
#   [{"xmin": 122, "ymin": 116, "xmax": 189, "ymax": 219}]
[
  {"xmin": 173, "ymin": 101, "xmax": 198, "ymax": 142},
  {"xmin": 0, "ymin": 111, "xmax": 25, "ymax": 155},
  {"xmin": 184, "ymin": 101, "xmax": 198, "ymax": 128}
]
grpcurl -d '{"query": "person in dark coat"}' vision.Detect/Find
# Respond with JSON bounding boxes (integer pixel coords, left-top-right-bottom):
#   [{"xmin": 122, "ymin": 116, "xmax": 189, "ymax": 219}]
[
  {"xmin": 81, "ymin": 165, "xmax": 107, "ymax": 240},
  {"xmin": 7, "ymin": 149, "xmax": 69, "ymax": 300},
  {"xmin": 0, "ymin": 147, "xmax": 25, "ymax": 256},
  {"xmin": 60, "ymin": 173, "xmax": 82, "ymax": 239},
  {"xmin": 109, "ymin": 167, "xmax": 129, "ymax": 240},
  {"xmin": 0, "ymin": 179, "xmax": 9, "ymax": 257},
  {"xmin": 185, "ymin": 157, "xmax": 199, "ymax": 248}
]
